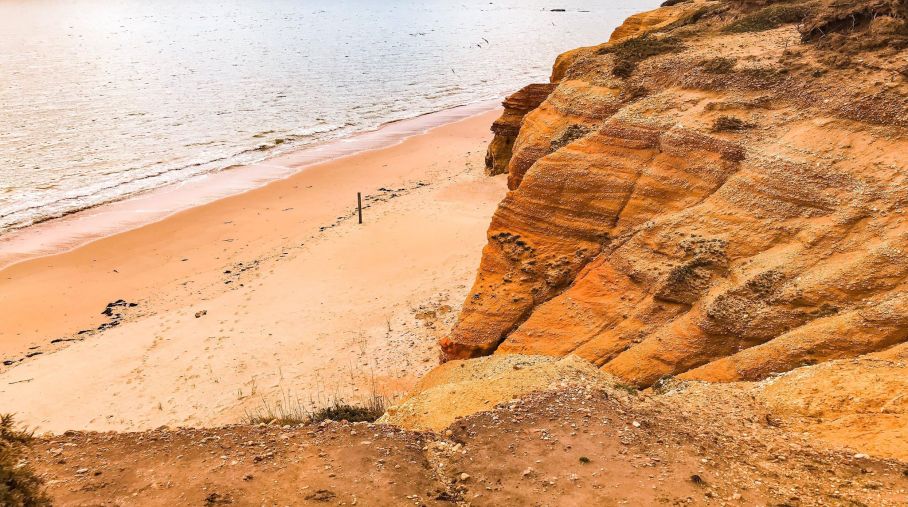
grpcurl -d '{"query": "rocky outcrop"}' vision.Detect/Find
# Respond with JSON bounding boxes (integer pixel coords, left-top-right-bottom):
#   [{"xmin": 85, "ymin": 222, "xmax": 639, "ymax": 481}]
[
  {"xmin": 482, "ymin": 4, "xmax": 694, "ymax": 181},
  {"xmin": 443, "ymin": 0, "xmax": 908, "ymax": 388},
  {"xmin": 550, "ymin": 3, "xmax": 698, "ymax": 82},
  {"xmin": 485, "ymin": 84, "xmax": 556, "ymax": 177}
]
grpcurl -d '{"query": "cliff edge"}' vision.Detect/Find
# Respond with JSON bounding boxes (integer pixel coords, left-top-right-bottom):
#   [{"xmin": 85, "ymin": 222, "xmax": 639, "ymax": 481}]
[
  {"xmin": 421, "ymin": 0, "xmax": 908, "ymax": 460},
  {"xmin": 449, "ymin": 0, "xmax": 908, "ymax": 389},
  {"xmin": 12, "ymin": 5, "xmax": 908, "ymax": 504}
]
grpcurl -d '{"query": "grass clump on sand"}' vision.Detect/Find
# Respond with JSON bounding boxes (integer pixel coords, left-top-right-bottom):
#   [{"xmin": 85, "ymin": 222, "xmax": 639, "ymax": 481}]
[
  {"xmin": 1, "ymin": 414, "xmax": 50, "ymax": 507},
  {"xmin": 244, "ymin": 390, "xmax": 386, "ymax": 426},
  {"xmin": 308, "ymin": 396, "xmax": 386, "ymax": 424},
  {"xmin": 597, "ymin": 34, "xmax": 685, "ymax": 78},
  {"xmin": 724, "ymin": 3, "xmax": 813, "ymax": 33}
]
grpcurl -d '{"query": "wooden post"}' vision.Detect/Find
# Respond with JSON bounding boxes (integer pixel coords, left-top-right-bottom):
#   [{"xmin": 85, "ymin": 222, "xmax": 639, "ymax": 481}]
[{"xmin": 357, "ymin": 192, "xmax": 363, "ymax": 224}]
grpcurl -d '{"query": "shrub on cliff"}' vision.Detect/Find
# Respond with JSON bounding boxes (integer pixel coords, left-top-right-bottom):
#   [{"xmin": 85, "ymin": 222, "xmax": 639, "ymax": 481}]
[
  {"xmin": 724, "ymin": 3, "xmax": 814, "ymax": 33},
  {"xmin": 598, "ymin": 35, "xmax": 685, "ymax": 78},
  {"xmin": 662, "ymin": 4, "xmax": 728, "ymax": 32},
  {"xmin": 550, "ymin": 124, "xmax": 592, "ymax": 152},
  {"xmin": 800, "ymin": 0, "xmax": 907, "ymax": 40},
  {"xmin": 0, "ymin": 414, "xmax": 50, "ymax": 507},
  {"xmin": 798, "ymin": 0, "xmax": 908, "ymax": 51},
  {"xmin": 713, "ymin": 116, "xmax": 756, "ymax": 132}
]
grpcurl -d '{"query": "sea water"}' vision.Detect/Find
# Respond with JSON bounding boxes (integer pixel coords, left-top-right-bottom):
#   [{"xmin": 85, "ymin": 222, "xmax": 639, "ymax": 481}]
[{"xmin": 0, "ymin": 0, "xmax": 658, "ymax": 234}]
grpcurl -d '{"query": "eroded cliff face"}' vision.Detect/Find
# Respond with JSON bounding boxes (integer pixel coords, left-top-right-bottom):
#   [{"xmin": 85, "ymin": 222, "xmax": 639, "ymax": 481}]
[
  {"xmin": 485, "ymin": 84, "xmax": 556, "ymax": 177},
  {"xmin": 444, "ymin": 0, "xmax": 908, "ymax": 388}
]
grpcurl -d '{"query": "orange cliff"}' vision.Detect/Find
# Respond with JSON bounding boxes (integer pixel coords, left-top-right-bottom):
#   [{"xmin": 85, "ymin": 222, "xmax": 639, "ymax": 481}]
[{"xmin": 442, "ymin": 0, "xmax": 908, "ymax": 387}]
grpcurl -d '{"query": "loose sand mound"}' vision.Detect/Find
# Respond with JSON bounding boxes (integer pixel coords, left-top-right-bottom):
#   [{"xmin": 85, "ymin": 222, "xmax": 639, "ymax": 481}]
[
  {"xmin": 386, "ymin": 347, "xmax": 908, "ymax": 460},
  {"xmin": 757, "ymin": 342, "xmax": 908, "ymax": 460},
  {"xmin": 380, "ymin": 355, "xmax": 613, "ymax": 431}
]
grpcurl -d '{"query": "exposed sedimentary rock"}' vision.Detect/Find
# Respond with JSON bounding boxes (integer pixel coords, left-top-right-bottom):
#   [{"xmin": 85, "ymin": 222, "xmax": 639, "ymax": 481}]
[
  {"xmin": 550, "ymin": 4, "xmax": 697, "ymax": 82},
  {"xmin": 481, "ymin": 4, "xmax": 696, "ymax": 183},
  {"xmin": 442, "ymin": 0, "xmax": 908, "ymax": 388},
  {"xmin": 485, "ymin": 84, "xmax": 556, "ymax": 177}
]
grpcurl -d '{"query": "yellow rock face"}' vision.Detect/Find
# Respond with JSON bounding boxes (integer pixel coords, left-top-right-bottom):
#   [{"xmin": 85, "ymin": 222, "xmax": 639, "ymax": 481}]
[{"xmin": 443, "ymin": 0, "xmax": 908, "ymax": 388}]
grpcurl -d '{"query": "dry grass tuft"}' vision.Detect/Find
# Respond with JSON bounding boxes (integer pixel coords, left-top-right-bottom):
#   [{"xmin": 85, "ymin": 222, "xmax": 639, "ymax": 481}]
[
  {"xmin": 243, "ymin": 389, "xmax": 386, "ymax": 426},
  {"xmin": 1, "ymin": 414, "xmax": 50, "ymax": 507},
  {"xmin": 308, "ymin": 396, "xmax": 386, "ymax": 424}
]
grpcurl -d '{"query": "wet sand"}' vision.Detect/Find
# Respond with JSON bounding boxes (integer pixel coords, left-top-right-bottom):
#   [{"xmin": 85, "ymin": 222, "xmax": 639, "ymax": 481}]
[{"xmin": 0, "ymin": 109, "xmax": 505, "ymax": 433}]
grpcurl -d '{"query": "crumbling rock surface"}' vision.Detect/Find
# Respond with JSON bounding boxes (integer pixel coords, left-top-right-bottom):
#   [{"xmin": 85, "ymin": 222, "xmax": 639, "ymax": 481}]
[
  {"xmin": 485, "ymin": 84, "xmax": 556, "ymax": 177},
  {"xmin": 443, "ymin": 0, "xmax": 908, "ymax": 392}
]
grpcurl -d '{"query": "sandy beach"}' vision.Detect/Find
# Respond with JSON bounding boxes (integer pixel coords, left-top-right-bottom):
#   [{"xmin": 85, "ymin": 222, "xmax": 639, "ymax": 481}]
[{"xmin": 0, "ymin": 109, "xmax": 505, "ymax": 433}]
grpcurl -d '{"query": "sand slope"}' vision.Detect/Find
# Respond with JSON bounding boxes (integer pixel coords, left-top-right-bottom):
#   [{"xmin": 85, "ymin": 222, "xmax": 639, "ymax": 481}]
[{"xmin": 0, "ymin": 111, "xmax": 505, "ymax": 433}]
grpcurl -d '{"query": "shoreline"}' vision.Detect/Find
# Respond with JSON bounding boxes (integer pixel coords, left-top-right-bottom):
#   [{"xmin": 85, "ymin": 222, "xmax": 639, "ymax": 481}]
[
  {"xmin": 0, "ymin": 107, "xmax": 505, "ymax": 432},
  {"xmin": 0, "ymin": 100, "xmax": 500, "ymax": 271}
]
